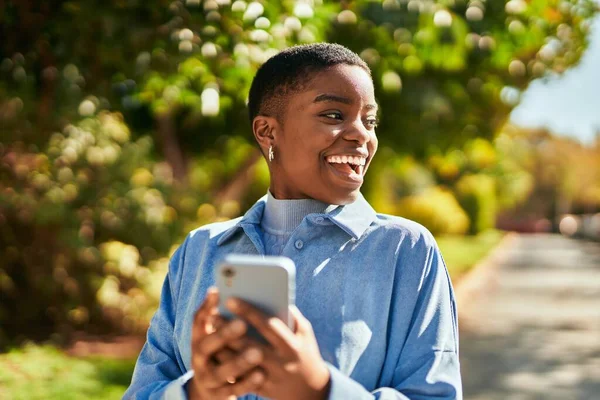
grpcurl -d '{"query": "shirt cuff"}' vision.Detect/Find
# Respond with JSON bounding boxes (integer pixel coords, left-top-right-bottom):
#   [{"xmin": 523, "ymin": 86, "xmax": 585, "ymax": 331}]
[
  {"xmin": 163, "ymin": 370, "xmax": 195, "ymax": 400},
  {"xmin": 325, "ymin": 363, "xmax": 372, "ymax": 400}
]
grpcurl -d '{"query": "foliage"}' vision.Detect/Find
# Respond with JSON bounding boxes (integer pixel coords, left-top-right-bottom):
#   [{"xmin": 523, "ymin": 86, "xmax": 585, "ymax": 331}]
[
  {"xmin": 0, "ymin": 0, "xmax": 597, "ymax": 343},
  {"xmin": 454, "ymin": 173, "xmax": 497, "ymax": 234},
  {"xmin": 365, "ymin": 137, "xmax": 533, "ymax": 235},
  {"xmin": 364, "ymin": 147, "xmax": 436, "ymax": 213},
  {"xmin": 495, "ymin": 125, "xmax": 600, "ymax": 218},
  {"xmin": 331, "ymin": 0, "xmax": 598, "ymax": 155},
  {"xmin": 0, "ymin": 113, "xmax": 181, "ymax": 344},
  {"xmin": 0, "ymin": 112, "xmax": 266, "ymax": 345},
  {"xmin": 1, "ymin": 0, "xmax": 596, "ymax": 156},
  {"xmin": 0, "ymin": 344, "xmax": 135, "ymax": 400},
  {"xmin": 396, "ymin": 186, "xmax": 470, "ymax": 235}
]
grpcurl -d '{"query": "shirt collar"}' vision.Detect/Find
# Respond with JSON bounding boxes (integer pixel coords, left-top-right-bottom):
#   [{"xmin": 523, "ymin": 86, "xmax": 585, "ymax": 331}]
[{"xmin": 216, "ymin": 193, "xmax": 377, "ymax": 246}]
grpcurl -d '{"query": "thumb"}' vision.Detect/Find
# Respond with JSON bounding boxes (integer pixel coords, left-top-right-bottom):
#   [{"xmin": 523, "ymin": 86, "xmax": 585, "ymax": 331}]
[
  {"xmin": 289, "ymin": 305, "xmax": 311, "ymax": 334},
  {"xmin": 206, "ymin": 286, "xmax": 220, "ymax": 308}
]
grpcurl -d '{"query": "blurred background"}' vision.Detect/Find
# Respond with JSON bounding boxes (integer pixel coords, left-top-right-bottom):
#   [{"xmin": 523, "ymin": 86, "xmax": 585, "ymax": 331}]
[{"xmin": 1, "ymin": 0, "xmax": 599, "ymax": 399}]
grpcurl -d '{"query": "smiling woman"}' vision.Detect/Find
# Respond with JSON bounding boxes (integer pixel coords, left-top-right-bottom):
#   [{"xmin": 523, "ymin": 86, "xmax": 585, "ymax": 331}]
[
  {"xmin": 124, "ymin": 43, "xmax": 462, "ymax": 400},
  {"xmin": 249, "ymin": 47, "xmax": 379, "ymax": 204}
]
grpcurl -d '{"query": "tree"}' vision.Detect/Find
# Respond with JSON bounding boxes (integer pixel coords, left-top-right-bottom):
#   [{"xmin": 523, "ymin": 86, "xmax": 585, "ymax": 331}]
[
  {"xmin": 330, "ymin": 0, "xmax": 597, "ymax": 156},
  {"xmin": 0, "ymin": 0, "xmax": 597, "ymax": 343}
]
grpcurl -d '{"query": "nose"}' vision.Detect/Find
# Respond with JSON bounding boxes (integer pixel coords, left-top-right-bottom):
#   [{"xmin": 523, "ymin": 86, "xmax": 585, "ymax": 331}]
[{"xmin": 343, "ymin": 118, "xmax": 372, "ymax": 145}]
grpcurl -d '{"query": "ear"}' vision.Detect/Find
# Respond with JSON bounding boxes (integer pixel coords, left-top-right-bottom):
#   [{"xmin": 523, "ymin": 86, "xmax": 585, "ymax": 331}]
[{"xmin": 252, "ymin": 115, "xmax": 279, "ymax": 154}]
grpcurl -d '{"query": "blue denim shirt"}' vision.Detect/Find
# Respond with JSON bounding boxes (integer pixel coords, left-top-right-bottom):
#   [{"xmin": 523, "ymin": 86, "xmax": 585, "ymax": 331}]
[{"xmin": 123, "ymin": 194, "xmax": 462, "ymax": 399}]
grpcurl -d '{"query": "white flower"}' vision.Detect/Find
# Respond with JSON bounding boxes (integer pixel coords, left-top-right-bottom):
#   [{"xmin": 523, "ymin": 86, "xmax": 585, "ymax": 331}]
[
  {"xmin": 255, "ymin": 16, "xmax": 270, "ymax": 29},
  {"xmin": 201, "ymin": 87, "xmax": 220, "ymax": 117},
  {"xmin": 232, "ymin": 0, "xmax": 247, "ymax": 12},
  {"xmin": 243, "ymin": 2, "xmax": 264, "ymax": 20},
  {"xmin": 337, "ymin": 10, "xmax": 357, "ymax": 24},
  {"xmin": 78, "ymin": 100, "xmax": 96, "ymax": 116},
  {"xmin": 249, "ymin": 29, "xmax": 270, "ymax": 42},
  {"xmin": 179, "ymin": 28, "xmax": 194, "ymax": 41},
  {"xmin": 466, "ymin": 7, "xmax": 483, "ymax": 21},
  {"xmin": 294, "ymin": 3, "xmax": 314, "ymax": 19},
  {"xmin": 433, "ymin": 10, "xmax": 452, "ymax": 27},
  {"xmin": 201, "ymin": 42, "xmax": 218, "ymax": 58},
  {"xmin": 179, "ymin": 40, "xmax": 193, "ymax": 53},
  {"xmin": 505, "ymin": 0, "xmax": 527, "ymax": 14},
  {"xmin": 284, "ymin": 16, "xmax": 302, "ymax": 31}
]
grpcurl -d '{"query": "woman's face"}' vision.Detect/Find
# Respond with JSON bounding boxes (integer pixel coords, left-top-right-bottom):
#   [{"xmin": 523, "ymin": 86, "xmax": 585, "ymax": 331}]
[{"xmin": 265, "ymin": 64, "xmax": 378, "ymax": 205}]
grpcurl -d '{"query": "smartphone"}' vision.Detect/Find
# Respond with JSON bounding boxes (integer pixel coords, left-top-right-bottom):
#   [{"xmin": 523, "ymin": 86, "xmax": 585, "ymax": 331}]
[{"xmin": 215, "ymin": 254, "xmax": 296, "ymax": 340}]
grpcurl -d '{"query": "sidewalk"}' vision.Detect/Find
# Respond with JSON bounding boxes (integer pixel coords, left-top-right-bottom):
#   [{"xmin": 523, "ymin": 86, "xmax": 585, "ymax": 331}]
[{"xmin": 456, "ymin": 233, "xmax": 600, "ymax": 400}]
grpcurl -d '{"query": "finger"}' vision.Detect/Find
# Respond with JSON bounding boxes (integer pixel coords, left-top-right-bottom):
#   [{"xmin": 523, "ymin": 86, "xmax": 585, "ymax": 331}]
[
  {"xmin": 192, "ymin": 288, "xmax": 220, "ymax": 338},
  {"xmin": 227, "ymin": 336, "xmax": 260, "ymax": 353},
  {"xmin": 198, "ymin": 319, "xmax": 247, "ymax": 359},
  {"xmin": 289, "ymin": 305, "xmax": 309, "ymax": 334},
  {"xmin": 213, "ymin": 347, "xmax": 263, "ymax": 382},
  {"xmin": 193, "ymin": 318, "xmax": 246, "ymax": 374},
  {"xmin": 198, "ymin": 287, "xmax": 219, "ymax": 319},
  {"xmin": 212, "ymin": 369, "xmax": 266, "ymax": 398},
  {"xmin": 213, "ymin": 347, "xmax": 237, "ymax": 364},
  {"xmin": 252, "ymin": 347, "xmax": 286, "ymax": 382},
  {"xmin": 216, "ymin": 330, "xmax": 268, "ymax": 362},
  {"xmin": 254, "ymin": 377, "xmax": 277, "ymax": 399},
  {"xmin": 227, "ymin": 298, "xmax": 297, "ymax": 357},
  {"xmin": 206, "ymin": 314, "xmax": 226, "ymax": 335},
  {"xmin": 214, "ymin": 335, "xmax": 261, "ymax": 364}
]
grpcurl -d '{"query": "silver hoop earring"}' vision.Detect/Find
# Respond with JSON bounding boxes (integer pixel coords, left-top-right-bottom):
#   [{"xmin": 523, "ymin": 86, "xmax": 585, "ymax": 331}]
[{"xmin": 268, "ymin": 146, "xmax": 274, "ymax": 163}]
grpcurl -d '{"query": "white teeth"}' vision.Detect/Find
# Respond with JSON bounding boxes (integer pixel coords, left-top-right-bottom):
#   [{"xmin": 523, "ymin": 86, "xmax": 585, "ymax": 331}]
[{"xmin": 326, "ymin": 155, "xmax": 366, "ymax": 166}]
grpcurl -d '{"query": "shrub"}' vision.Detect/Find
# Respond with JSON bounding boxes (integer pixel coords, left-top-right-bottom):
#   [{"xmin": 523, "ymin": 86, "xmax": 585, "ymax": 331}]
[
  {"xmin": 455, "ymin": 174, "xmax": 497, "ymax": 234},
  {"xmin": 396, "ymin": 186, "xmax": 470, "ymax": 236},
  {"xmin": 0, "ymin": 113, "xmax": 184, "ymax": 346}
]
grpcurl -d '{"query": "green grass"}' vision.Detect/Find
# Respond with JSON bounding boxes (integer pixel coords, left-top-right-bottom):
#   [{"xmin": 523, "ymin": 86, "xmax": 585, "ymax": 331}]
[
  {"xmin": 0, "ymin": 344, "xmax": 136, "ymax": 400},
  {"xmin": 437, "ymin": 229, "xmax": 505, "ymax": 279}
]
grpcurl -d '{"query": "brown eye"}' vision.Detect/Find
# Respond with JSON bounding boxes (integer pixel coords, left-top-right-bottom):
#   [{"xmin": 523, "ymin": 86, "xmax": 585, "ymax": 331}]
[
  {"xmin": 322, "ymin": 112, "xmax": 343, "ymax": 120},
  {"xmin": 366, "ymin": 117, "xmax": 379, "ymax": 129}
]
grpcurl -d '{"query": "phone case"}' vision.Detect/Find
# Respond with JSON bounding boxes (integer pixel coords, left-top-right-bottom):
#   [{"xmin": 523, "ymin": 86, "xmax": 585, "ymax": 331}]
[{"xmin": 216, "ymin": 254, "xmax": 296, "ymax": 334}]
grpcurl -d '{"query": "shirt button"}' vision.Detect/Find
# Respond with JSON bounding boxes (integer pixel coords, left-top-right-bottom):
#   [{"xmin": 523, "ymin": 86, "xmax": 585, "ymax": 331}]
[
  {"xmin": 315, "ymin": 217, "xmax": 324, "ymax": 224},
  {"xmin": 294, "ymin": 240, "xmax": 304, "ymax": 250}
]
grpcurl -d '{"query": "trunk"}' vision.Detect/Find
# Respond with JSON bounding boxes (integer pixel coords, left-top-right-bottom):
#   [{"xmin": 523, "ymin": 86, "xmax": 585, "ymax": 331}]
[
  {"xmin": 155, "ymin": 113, "xmax": 187, "ymax": 182},
  {"xmin": 37, "ymin": 40, "xmax": 56, "ymax": 131}
]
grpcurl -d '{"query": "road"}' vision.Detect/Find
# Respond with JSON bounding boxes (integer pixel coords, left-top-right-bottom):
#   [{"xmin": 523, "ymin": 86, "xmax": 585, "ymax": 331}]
[{"xmin": 458, "ymin": 234, "xmax": 600, "ymax": 400}]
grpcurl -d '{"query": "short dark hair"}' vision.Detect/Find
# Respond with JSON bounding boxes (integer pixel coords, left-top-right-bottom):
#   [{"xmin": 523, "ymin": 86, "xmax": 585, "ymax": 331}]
[{"xmin": 247, "ymin": 43, "xmax": 370, "ymax": 123}]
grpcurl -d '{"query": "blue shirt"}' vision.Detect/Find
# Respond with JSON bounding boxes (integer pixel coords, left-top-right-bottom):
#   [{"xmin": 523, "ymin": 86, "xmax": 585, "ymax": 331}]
[{"xmin": 123, "ymin": 193, "xmax": 462, "ymax": 399}]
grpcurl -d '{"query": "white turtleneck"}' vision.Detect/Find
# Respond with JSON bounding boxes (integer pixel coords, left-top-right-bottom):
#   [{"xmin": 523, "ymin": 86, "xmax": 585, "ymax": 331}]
[{"xmin": 260, "ymin": 191, "xmax": 337, "ymax": 256}]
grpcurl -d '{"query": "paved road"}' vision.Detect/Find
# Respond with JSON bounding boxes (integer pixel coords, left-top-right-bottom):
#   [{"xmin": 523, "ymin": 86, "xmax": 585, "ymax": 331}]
[{"xmin": 458, "ymin": 234, "xmax": 600, "ymax": 400}]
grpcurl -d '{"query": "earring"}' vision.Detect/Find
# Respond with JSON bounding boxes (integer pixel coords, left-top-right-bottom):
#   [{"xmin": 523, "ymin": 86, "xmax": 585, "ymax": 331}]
[{"xmin": 268, "ymin": 146, "xmax": 274, "ymax": 163}]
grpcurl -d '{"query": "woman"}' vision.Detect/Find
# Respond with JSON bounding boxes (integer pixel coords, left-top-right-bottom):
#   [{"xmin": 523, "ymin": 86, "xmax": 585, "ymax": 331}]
[{"xmin": 124, "ymin": 43, "xmax": 462, "ymax": 400}]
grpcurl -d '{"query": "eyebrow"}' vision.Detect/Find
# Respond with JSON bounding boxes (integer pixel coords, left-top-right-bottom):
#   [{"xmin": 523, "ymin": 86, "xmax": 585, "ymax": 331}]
[{"xmin": 313, "ymin": 93, "xmax": 378, "ymax": 111}]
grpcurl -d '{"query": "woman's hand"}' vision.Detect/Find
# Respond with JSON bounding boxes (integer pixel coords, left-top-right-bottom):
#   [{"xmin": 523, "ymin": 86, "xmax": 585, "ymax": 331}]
[
  {"xmin": 188, "ymin": 288, "xmax": 266, "ymax": 400},
  {"xmin": 227, "ymin": 299, "xmax": 331, "ymax": 400}
]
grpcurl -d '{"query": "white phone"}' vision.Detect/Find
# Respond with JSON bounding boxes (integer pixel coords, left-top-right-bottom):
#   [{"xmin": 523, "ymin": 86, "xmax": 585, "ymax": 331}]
[{"xmin": 216, "ymin": 254, "xmax": 296, "ymax": 339}]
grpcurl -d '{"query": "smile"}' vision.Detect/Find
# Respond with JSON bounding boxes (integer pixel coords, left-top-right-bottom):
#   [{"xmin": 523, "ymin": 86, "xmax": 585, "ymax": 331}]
[
  {"xmin": 326, "ymin": 154, "xmax": 366, "ymax": 172},
  {"xmin": 325, "ymin": 154, "xmax": 366, "ymax": 186}
]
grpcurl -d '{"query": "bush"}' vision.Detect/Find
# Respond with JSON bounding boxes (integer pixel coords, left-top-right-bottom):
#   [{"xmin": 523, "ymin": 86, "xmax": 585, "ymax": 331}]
[
  {"xmin": 396, "ymin": 186, "xmax": 470, "ymax": 236},
  {"xmin": 0, "ymin": 111, "xmax": 271, "ymax": 346},
  {"xmin": 0, "ymin": 112, "xmax": 184, "ymax": 346},
  {"xmin": 455, "ymin": 174, "xmax": 497, "ymax": 235},
  {"xmin": 365, "ymin": 149, "xmax": 436, "ymax": 214}
]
